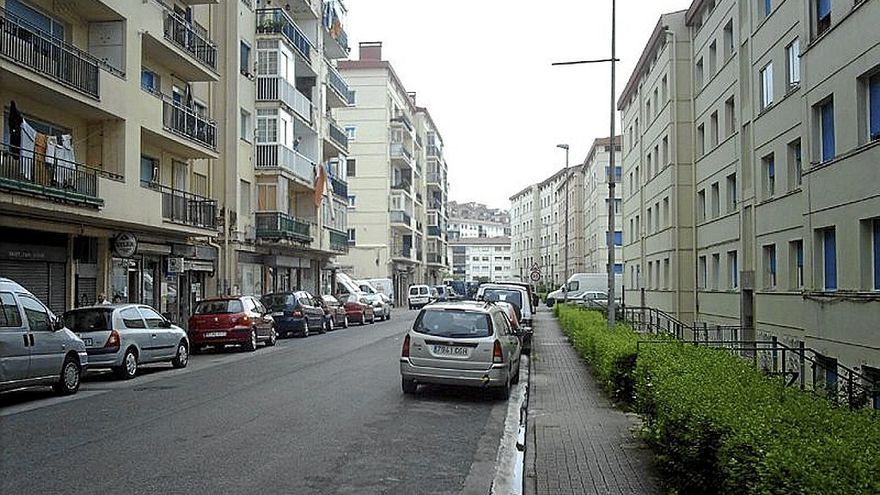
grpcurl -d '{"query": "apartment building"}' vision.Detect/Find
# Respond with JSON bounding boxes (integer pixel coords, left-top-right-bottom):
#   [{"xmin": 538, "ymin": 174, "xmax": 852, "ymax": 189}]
[
  {"xmin": 337, "ymin": 42, "xmax": 450, "ymax": 301},
  {"xmin": 623, "ymin": 0, "xmax": 880, "ymax": 373},
  {"xmin": 447, "ymin": 201, "xmax": 510, "ymax": 240},
  {"xmin": 509, "ymin": 169, "xmax": 565, "ymax": 286},
  {"xmin": 581, "ymin": 136, "xmax": 624, "ymax": 276},
  {"xmin": 449, "ymin": 237, "xmax": 512, "ymax": 283},
  {"xmin": 510, "ymin": 184, "xmax": 539, "ymax": 282}
]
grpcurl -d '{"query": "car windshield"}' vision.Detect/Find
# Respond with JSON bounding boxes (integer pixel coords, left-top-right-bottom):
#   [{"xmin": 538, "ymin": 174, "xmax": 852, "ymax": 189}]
[
  {"xmin": 413, "ymin": 309, "xmax": 493, "ymax": 338},
  {"xmin": 262, "ymin": 294, "xmax": 295, "ymax": 311},
  {"xmin": 482, "ymin": 289, "xmax": 523, "ymax": 309},
  {"xmin": 194, "ymin": 299, "xmax": 243, "ymax": 315},
  {"xmin": 62, "ymin": 308, "xmax": 112, "ymax": 332}
]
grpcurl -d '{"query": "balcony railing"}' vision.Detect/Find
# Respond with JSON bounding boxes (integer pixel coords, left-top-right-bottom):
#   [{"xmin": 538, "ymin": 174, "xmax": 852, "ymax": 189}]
[
  {"xmin": 0, "ymin": 6, "xmax": 102, "ymax": 98},
  {"xmin": 141, "ymin": 180, "xmax": 217, "ymax": 229},
  {"xmin": 326, "ymin": 116, "xmax": 348, "ymax": 150},
  {"xmin": 255, "ymin": 144, "xmax": 314, "ymax": 184},
  {"xmin": 392, "ymin": 245, "xmax": 412, "ymax": 259},
  {"xmin": 427, "ymin": 145, "xmax": 442, "ymax": 159},
  {"xmin": 329, "ymin": 174, "xmax": 347, "ymax": 197},
  {"xmin": 391, "ymin": 115, "xmax": 413, "ymax": 133},
  {"xmin": 327, "ymin": 227, "xmax": 348, "ymax": 252},
  {"xmin": 255, "ymin": 211, "xmax": 311, "ymax": 241},
  {"xmin": 390, "ymin": 210, "xmax": 412, "ymax": 227},
  {"xmin": 428, "ymin": 226, "xmax": 442, "ymax": 237},
  {"xmin": 390, "ymin": 143, "xmax": 413, "ymax": 163},
  {"xmin": 322, "ymin": 2, "xmax": 350, "ymax": 54},
  {"xmin": 427, "ymin": 253, "xmax": 445, "ymax": 264},
  {"xmin": 0, "ymin": 143, "xmax": 104, "ymax": 207},
  {"xmin": 257, "ymin": 76, "xmax": 313, "ymax": 125},
  {"xmin": 427, "ymin": 172, "xmax": 443, "ymax": 185},
  {"xmin": 154, "ymin": 91, "xmax": 217, "ymax": 150},
  {"xmin": 256, "ymin": 8, "xmax": 312, "ymax": 61},
  {"xmin": 163, "ymin": 9, "xmax": 217, "ymax": 72},
  {"xmin": 326, "ymin": 64, "xmax": 354, "ymax": 104},
  {"xmin": 391, "ymin": 179, "xmax": 411, "ymax": 192}
]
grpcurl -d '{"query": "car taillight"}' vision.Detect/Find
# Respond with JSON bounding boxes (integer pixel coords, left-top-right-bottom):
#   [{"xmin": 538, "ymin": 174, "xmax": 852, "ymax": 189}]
[
  {"xmin": 402, "ymin": 334, "xmax": 411, "ymax": 358},
  {"xmin": 105, "ymin": 330, "xmax": 120, "ymax": 349},
  {"xmin": 291, "ymin": 310, "xmax": 303, "ymax": 317},
  {"xmin": 238, "ymin": 315, "xmax": 251, "ymax": 326},
  {"xmin": 493, "ymin": 340, "xmax": 503, "ymax": 364}
]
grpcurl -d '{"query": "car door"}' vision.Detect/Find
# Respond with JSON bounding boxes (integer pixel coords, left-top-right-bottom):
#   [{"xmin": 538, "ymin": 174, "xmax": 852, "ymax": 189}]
[
  {"xmin": 139, "ymin": 306, "xmax": 176, "ymax": 360},
  {"xmin": 301, "ymin": 293, "xmax": 323, "ymax": 329},
  {"xmin": 119, "ymin": 307, "xmax": 152, "ymax": 361},
  {"xmin": 249, "ymin": 298, "xmax": 272, "ymax": 339},
  {"xmin": 0, "ymin": 291, "xmax": 30, "ymax": 387},
  {"xmin": 17, "ymin": 293, "xmax": 66, "ymax": 381}
]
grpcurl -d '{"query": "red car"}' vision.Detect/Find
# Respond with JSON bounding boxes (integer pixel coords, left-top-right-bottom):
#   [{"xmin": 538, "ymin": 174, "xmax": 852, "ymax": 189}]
[
  {"xmin": 317, "ymin": 294, "xmax": 349, "ymax": 330},
  {"xmin": 188, "ymin": 296, "xmax": 277, "ymax": 353},
  {"xmin": 341, "ymin": 294, "xmax": 376, "ymax": 325}
]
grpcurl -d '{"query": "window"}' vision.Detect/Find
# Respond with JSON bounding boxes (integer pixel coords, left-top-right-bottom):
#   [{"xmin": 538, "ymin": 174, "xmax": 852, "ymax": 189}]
[
  {"xmin": 710, "ymin": 182, "xmax": 720, "ymax": 218},
  {"xmin": 698, "ymin": 256, "xmax": 707, "ymax": 289},
  {"xmin": 346, "ymin": 159, "xmax": 356, "ymax": 177},
  {"xmin": 697, "ymin": 124, "xmax": 706, "ymax": 156},
  {"xmin": 816, "ymin": 0, "xmax": 831, "ymax": 36},
  {"xmin": 0, "ymin": 292, "xmax": 21, "ymax": 327},
  {"xmin": 723, "ymin": 20, "xmax": 735, "ymax": 59},
  {"xmin": 240, "ymin": 40, "xmax": 251, "ymax": 76},
  {"xmin": 653, "ymin": 88, "xmax": 659, "ymax": 118},
  {"xmin": 646, "ymin": 100, "xmax": 651, "ymax": 122},
  {"xmin": 786, "ymin": 39, "xmax": 800, "ymax": 89},
  {"xmin": 728, "ymin": 251, "xmax": 739, "ymax": 289},
  {"xmin": 240, "ymin": 109, "xmax": 251, "ymax": 142},
  {"xmin": 646, "ymin": 208, "xmax": 653, "ymax": 234},
  {"xmin": 347, "ymin": 195, "xmax": 356, "ymax": 208},
  {"xmin": 7, "ymin": 0, "xmax": 64, "ymax": 39},
  {"xmin": 697, "ymin": 189, "xmax": 706, "ymax": 222},
  {"xmin": 711, "ymin": 253, "xmax": 720, "ymax": 290},
  {"xmin": 869, "ymin": 73, "xmax": 880, "ymax": 142},
  {"xmin": 710, "ymin": 111, "xmax": 719, "ymax": 147},
  {"xmin": 648, "ymin": 261, "xmax": 654, "ymax": 289},
  {"xmin": 662, "ymin": 136, "xmax": 669, "ymax": 165},
  {"xmin": 18, "ymin": 294, "xmax": 51, "ymax": 332},
  {"xmin": 764, "ymin": 244, "xmax": 777, "ymax": 288},
  {"xmin": 139, "ymin": 307, "xmax": 166, "ymax": 329},
  {"xmin": 663, "ymin": 258, "xmax": 670, "ymax": 289},
  {"xmin": 763, "ymin": 0, "xmax": 772, "ymax": 17},
  {"xmin": 607, "ymin": 231, "xmax": 623, "ymax": 246},
  {"xmin": 819, "ymin": 227, "xmax": 837, "ymax": 290},
  {"xmin": 141, "ymin": 68, "xmax": 160, "ymax": 93},
  {"xmin": 725, "ymin": 96, "xmax": 736, "ymax": 136},
  {"xmin": 661, "ymin": 75, "xmax": 668, "ymax": 102},
  {"xmin": 708, "ymin": 41, "xmax": 717, "ymax": 77},
  {"xmin": 790, "ymin": 240, "xmax": 804, "ymax": 289},
  {"xmin": 763, "ymin": 154, "xmax": 776, "ymax": 198},
  {"xmin": 239, "ymin": 179, "xmax": 251, "ymax": 217},
  {"xmin": 646, "ymin": 152, "xmax": 653, "ymax": 179},
  {"xmin": 345, "ymin": 126, "xmax": 357, "ymax": 141},
  {"xmin": 192, "ymin": 172, "xmax": 208, "ymax": 197},
  {"xmin": 256, "ymin": 110, "xmax": 278, "ymax": 143},
  {"xmin": 817, "ymin": 99, "xmax": 835, "ymax": 162},
  {"xmin": 760, "ymin": 63, "xmax": 774, "ymax": 109},
  {"xmin": 663, "ymin": 197, "xmax": 670, "ymax": 227},
  {"xmin": 347, "ymin": 228, "xmax": 356, "ymax": 245},
  {"xmin": 140, "ymin": 156, "xmax": 158, "ymax": 184},
  {"xmin": 788, "ymin": 139, "xmax": 802, "ymax": 189},
  {"xmin": 696, "ymin": 58, "xmax": 704, "ymax": 88},
  {"xmin": 654, "ymin": 201, "xmax": 660, "ymax": 232}
]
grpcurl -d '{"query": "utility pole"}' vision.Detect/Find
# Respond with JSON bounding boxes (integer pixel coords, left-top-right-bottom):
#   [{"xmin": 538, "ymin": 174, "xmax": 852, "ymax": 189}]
[
  {"xmin": 552, "ymin": 0, "xmax": 618, "ymax": 328},
  {"xmin": 557, "ymin": 144, "xmax": 570, "ymax": 303}
]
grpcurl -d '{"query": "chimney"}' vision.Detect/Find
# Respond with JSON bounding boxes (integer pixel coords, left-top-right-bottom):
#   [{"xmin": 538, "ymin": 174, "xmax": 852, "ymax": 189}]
[
  {"xmin": 407, "ymin": 92, "xmax": 417, "ymax": 105},
  {"xmin": 359, "ymin": 41, "xmax": 382, "ymax": 61}
]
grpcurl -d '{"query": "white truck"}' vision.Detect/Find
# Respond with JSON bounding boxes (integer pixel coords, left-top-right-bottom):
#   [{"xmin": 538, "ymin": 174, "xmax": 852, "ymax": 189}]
[{"xmin": 547, "ymin": 272, "xmax": 624, "ymax": 305}]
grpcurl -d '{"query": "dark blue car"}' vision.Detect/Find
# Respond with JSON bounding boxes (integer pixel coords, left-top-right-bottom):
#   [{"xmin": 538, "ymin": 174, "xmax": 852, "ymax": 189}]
[{"xmin": 261, "ymin": 291, "xmax": 326, "ymax": 338}]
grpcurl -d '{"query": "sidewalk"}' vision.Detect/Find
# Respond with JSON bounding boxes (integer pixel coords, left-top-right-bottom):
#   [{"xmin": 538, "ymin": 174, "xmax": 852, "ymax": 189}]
[{"xmin": 525, "ymin": 309, "xmax": 659, "ymax": 495}]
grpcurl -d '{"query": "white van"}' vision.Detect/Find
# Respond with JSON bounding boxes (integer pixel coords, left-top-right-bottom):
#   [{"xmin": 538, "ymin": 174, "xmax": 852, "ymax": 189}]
[
  {"xmin": 335, "ymin": 273, "xmax": 364, "ymax": 299},
  {"xmin": 407, "ymin": 285, "xmax": 431, "ymax": 309},
  {"xmin": 564, "ymin": 273, "xmax": 623, "ymax": 301},
  {"xmin": 364, "ymin": 278, "xmax": 394, "ymax": 303}
]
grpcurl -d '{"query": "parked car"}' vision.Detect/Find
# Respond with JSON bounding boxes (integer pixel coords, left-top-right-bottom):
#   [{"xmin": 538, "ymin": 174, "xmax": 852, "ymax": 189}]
[
  {"xmin": 188, "ymin": 296, "xmax": 276, "ymax": 352},
  {"xmin": 0, "ymin": 277, "xmax": 87, "ymax": 395},
  {"xmin": 408, "ymin": 285, "xmax": 431, "ymax": 310},
  {"xmin": 573, "ymin": 291, "xmax": 621, "ymax": 311},
  {"xmin": 400, "ymin": 301, "xmax": 522, "ymax": 398},
  {"xmin": 261, "ymin": 291, "xmax": 326, "ymax": 338},
  {"xmin": 476, "ymin": 283, "xmax": 535, "ymax": 354},
  {"xmin": 341, "ymin": 293, "xmax": 376, "ymax": 325},
  {"xmin": 490, "ymin": 281, "xmax": 540, "ymax": 312},
  {"xmin": 364, "ymin": 278, "xmax": 394, "ymax": 305},
  {"xmin": 545, "ymin": 285, "xmax": 565, "ymax": 306},
  {"xmin": 366, "ymin": 293, "xmax": 392, "ymax": 321},
  {"xmin": 316, "ymin": 294, "xmax": 348, "ymax": 330},
  {"xmin": 63, "ymin": 304, "xmax": 189, "ymax": 380},
  {"xmin": 433, "ymin": 285, "xmax": 455, "ymax": 302}
]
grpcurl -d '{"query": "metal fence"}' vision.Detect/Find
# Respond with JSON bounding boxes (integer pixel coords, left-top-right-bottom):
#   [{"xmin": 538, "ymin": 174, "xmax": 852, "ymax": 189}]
[
  {"xmin": 141, "ymin": 180, "xmax": 217, "ymax": 229},
  {"xmin": 163, "ymin": 9, "xmax": 217, "ymax": 71},
  {"xmin": 0, "ymin": 143, "xmax": 103, "ymax": 206}
]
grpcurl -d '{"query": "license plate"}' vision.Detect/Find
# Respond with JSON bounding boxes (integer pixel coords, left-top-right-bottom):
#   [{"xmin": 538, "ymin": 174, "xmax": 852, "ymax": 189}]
[
  {"xmin": 82, "ymin": 338, "xmax": 93, "ymax": 346},
  {"xmin": 432, "ymin": 345, "xmax": 470, "ymax": 357},
  {"xmin": 272, "ymin": 312, "xmax": 284, "ymax": 317},
  {"xmin": 204, "ymin": 331, "xmax": 227, "ymax": 338}
]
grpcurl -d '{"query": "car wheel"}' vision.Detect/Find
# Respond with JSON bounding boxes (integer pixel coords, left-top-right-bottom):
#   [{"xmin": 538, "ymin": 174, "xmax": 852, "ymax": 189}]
[
  {"xmin": 343, "ymin": 315, "xmax": 349, "ymax": 328},
  {"xmin": 495, "ymin": 375, "xmax": 511, "ymax": 399},
  {"xmin": 114, "ymin": 348, "xmax": 138, "ymax": 380},
  {"xmin": 171, "ymin": 340, "xmax": 189, "ymax": 368},
  {"xmin": 266, "ymin": 328, "xmax": 277, "ymax": 347},
  {"xmin": 244, "ymin": 329, "xmax": 257, "ymax": 352},
  {"xmin": 408, "ymin": 305, "xmax": 413, "ymax": 310},
  {"xmin": 318, "ymin": 319, "xmax": 327, "ymax": 334},
  {"xmin": 402, "ymin": 378, "xmax": 418, "ymax": 395},
  {"xmin": 52, "ymin": 355, "xmax": 81, "ymax": 395},
  {"xmin": 359, "ymin": 314, "xmax": 366, "ymax": 326},
  {"xmin": 370, "ymin": 313, "xmax": 376, "ymax": 324},
  {"xmin": 303, "ymin": 320, "xmax": 311, "ymax": 337}
]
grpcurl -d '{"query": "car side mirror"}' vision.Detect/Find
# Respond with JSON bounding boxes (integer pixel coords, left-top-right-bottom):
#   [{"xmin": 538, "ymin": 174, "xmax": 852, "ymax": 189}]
[
  {"xmin": 160, "ymin": 319, "xmax": 173, "ymax": 328},
  {"xmin": 52, "ymin": 317, "xmax": 65, "ymax": 331}
]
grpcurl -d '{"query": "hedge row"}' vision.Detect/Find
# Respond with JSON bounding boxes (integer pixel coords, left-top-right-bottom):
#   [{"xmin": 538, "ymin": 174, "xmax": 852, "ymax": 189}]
[{"xmin": 555, "ymin": 304, "xmax": 880, "ymax": 495}]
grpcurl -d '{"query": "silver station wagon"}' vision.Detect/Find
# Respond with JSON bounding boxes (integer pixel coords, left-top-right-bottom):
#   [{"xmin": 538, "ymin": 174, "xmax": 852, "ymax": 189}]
[
  {"xmin": 62, "ymin": 304, "xmax": 189, "ymax": 379},
  {"xmin": 400, "ymin": 301, "xmax": 522, "ymax": 398}
]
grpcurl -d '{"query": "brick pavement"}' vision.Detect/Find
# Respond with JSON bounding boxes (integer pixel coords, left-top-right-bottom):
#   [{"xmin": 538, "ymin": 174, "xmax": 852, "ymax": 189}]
[{"xmin": 524, "ymin": 309, "xmax": 659, "ymax": 495}]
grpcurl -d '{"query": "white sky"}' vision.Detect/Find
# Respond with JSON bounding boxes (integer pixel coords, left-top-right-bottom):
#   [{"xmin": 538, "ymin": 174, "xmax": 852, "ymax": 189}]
[{"xmin": 345, "ymin": 0, "xmax": 689, "ymax": 209}]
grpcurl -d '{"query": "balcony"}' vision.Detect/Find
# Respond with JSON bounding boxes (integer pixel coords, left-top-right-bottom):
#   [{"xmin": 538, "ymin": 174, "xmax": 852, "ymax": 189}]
[
  {"xmin": 152, "ymin": 91, "xmax": 217, "ymax": 150},
  {"xmin": 326, "ymin": 64, "xmax": 354, "ymax": 106},
  {"xmin": 427, "ymin": 145, "xmax": 442, "ymax": 159},
  {"xmin": 325, "ymin": 115, "xmax": 348, "ymax": 152},
  {"xmin": 390, "ymin": 143, "xmax": 413, "ymax": 165},
  {"xmin": 427, "ymin": 253, "xmax": 445, "ymax": 265},
  {"xmin": 0, "ymin": 7, "xmax": 103, "ymax": 99},
  {"xmin": 392, "ymin": 245, "xmax": 413, "ymax": 260},
  {"xmin": 256, "ymin": 9, "xmax": 313, "ymax": 63},
  {"xmin": 256, "ymin": 76, "xmax": 314, "ymax": 126},
  {"xmin": 327, "ymin": 227, "xmax": 348, "ymax": 252},
  {"xmin": 329, "ymin": 174, "xmax": 347, "ymax": 198},
  {"xmin": 0, "ymin": 144, "xmax": 106, "ymax": 208},
  {"xmin": 391, "ymin": 115, "xmax": 414, "ymax": 133},
  {"xmin": 141, "ymin": 180, "xmax": 217, "ymax": 230},
  {"xmin": 255, "ymin": 144, "xmax": 315, "ymax": 185},
  {"xmin": 322, "ymin": 1, "xmax": 350, "ymax": 59},
  {"xmin": 255, "ymin": 211, "xmax": 311, "ymax": 242},
  {"xmin": 162, "ymin": 9, "xmax": 217, "ymax": 74},
  {"xmin": 391, "ymin": 179, "xmax": 411, "ymax": 193},
  {"xmin": 427, "ymin": 226, "xmax": 442, "ymax": 238},
  {"xmin": 427, "ymin": 172, "xmax": 444, "ymax": 187},
  {"xmin": 390, "ymin": 210, "xmax": 412, "ymax": 228}
]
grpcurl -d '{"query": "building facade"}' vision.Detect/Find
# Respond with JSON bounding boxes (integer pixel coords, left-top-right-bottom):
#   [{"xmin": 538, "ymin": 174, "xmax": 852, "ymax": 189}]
[
  {"xmin": 581, "ymin": 136, "xmax": 624, "ymax": 276},
  {"xmin": 447, "ymin": 201, "xmax": 510, "ymax": 240},
  {"xmin": 510, "ymin": 184, "xmax": 539, "ymax": 283},
  {"xmin": 449, "ymin": 237, "xmax": 512, "ymax": 283},
  {"xmin": 510, "ymin": 169, "xmax": 566, "ymax": 287}
]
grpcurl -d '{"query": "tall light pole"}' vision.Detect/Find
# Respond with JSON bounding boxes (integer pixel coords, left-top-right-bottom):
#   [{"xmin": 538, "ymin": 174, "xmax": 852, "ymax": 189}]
[
  {"xmin": 553, "ymin": 0, "xmax": 617, "ymax": 328},
  {"xmin": 557, "ymin": 144, "xmax": 570, "ymax": 303}
]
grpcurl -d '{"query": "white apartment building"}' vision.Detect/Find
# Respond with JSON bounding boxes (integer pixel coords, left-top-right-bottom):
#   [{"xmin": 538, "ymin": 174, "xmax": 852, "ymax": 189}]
[
  {"xmin": 449, "ymin": 218, "xmax": 509, "ymax": 240},
  {"xmin": 582, "ymin": 136, "xmax": 624, "ymax": 276},
  {"xmin": 510, "ymin": 184, "xmax": 539, "ymax": 282},
  {"xmin": 556, "ymin": 167, "xmax": 585, "ymax": 278},
  {"xmin": 510, "ymin": 168, "xmax": 565, "ymax": 287},
  {"xmin": 336, "ymin": 42, "xmax": 450, "ymax": 302},
  {"xmin": 449, "ymin": 237, "xmax": 512, "ymax": 283}
]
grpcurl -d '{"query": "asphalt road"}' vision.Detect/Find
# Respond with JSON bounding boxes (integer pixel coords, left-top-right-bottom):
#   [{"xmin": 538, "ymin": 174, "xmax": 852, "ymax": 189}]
[{"xmin": 0, "ymin": 310, "xmax": 509, "ymax": 495}]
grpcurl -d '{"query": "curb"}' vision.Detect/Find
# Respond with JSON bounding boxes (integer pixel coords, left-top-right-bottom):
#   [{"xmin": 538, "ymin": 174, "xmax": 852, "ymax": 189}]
[{"xmin": 489, "ymin": 355, "xmax": 530, "ymax": 495}]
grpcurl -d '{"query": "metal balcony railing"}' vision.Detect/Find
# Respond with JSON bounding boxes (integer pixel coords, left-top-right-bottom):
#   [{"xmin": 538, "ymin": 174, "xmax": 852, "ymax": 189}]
[
  {"xmin": 255, "ymin": 144, "xmax": 314, "ymax": 184},
  {"xmin": 255, "ymin": 211, "xmax": 311, "ymax": 241},
  {"xmin": 390, "ymin": 210, "xmax": 411, "ymax": 227},
  {"xmin": 163, "ymin": 9, "xmax": 217, "ymax": 72},
  {"xmin": 427, "ymin": 172, "xmax": 443, "ymax": 185},
  {"xmin": 427, "ymin": 253, "xmax": 444, "ymax": 264},
  {"xmin": 390, "ymin": 143, "xmax": 413, "ymax": 163},
  {"xmin": 329, "ymin": 174, "xmax": 347, "ymax": 197},
  {"xmin": 392, "ymin": 245, "xmax": 412, "ymax": 259},
  {"xmin": 326, "ymin": 64, "xmax": 354, "ymax": 104},
  {"xmin": 391, "ymin": 179, "xmax": 411, "ymax": 192},
  {"xmin": 427, "ymin": 145, "xmax": 442, "ymax": 159},
  {"xmin": 322, "ymin": 2, "xmax": 350, "ymax": 54},
  {"xmin": 0, "ymin": 6, "xmax": 102, "ymax": 98},
  {"xmin": 257, "ymin": 76, "xmax": 313, "ymax": 125},
  {"xmin": 0, "ymin": 143, "xmax": 105, "ymax": 207},
  {"xmin": 256, "ymin": 8, "xmax": 312, "ymax": 61},
  {"xmin": 154, "ymin": 91, "xmax": 217, "ymax": 149},
  {"xmin": 141, "ymin": 180, "xmax": 217, "ymax": 229},
  {"xmin": 326, "ymin": 116, "xmax": 348, "ymax": 149},
  {"xmin": 391, "ymin": 115, "xmax": 413, "ymax": 132},
  {"xmin": 327, "ymin": 227, "xmax": 348, "ymax": 252},
  {"xmin": 427, "ymin": 226, "xmax": 442, "ymax": 237}
]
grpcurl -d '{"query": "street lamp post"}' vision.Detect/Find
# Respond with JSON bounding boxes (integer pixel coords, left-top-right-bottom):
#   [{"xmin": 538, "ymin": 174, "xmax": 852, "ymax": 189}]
[
  {"xmin": 553, "ymin": 0, "xmax": 617, "ymax": 328},
  {"xmin": 557, "ymin": 144, "xmax": 570, "ymax": 304}
]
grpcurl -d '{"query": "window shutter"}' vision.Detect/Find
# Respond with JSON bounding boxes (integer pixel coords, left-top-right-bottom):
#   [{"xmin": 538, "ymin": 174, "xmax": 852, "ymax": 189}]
[
  {"xmin": 821, "ymin": 102, "xmax": 835, "ymax": 161},
  {"xmin": 870, "ymin": 75, "xmax": 880, "ymax": 139}
]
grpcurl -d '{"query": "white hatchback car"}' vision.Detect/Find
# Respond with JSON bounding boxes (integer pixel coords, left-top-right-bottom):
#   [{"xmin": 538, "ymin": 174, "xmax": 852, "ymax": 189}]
[{"xmin": 407, "ymin": 285, "xmax": 431, "ymax": 310}]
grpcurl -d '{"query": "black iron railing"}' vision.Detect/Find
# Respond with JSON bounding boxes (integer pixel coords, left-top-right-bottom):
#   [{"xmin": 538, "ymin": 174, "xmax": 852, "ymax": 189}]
[
  {"xmin": 141, "ymin": 180, "xmax": 217, "ymax": 229},
  {"xmin": 390, "ymin": 211, "xmax": 411, "ymax": 227},
  {"xmin": 163, "ymin": 9, "xmax": 217, "ymax": 72},
  {"xmin": 256, "ymin": 9, "xmax": 312, "ymax": 61},
  {"xmin": 326, "ymin": 64, "xmax": 354, "ymax": 104},
  {"xmin": 327, "ymin": 227, "xmax": 348, "ymax": 252},
  {"xmin": 327, "ymin": 116, "xmax": 348, "ymax": 150},
  {"xmin": 329, "ymin": 174, "xmax": 347, "ymax": 197},
  {"xmin": 150, "ymin": 90, "xmax": 217, "ymax": 150},
  {"xmin": 0, "ymin": 143, "xmax": 105, "ymax": 207},
  {"xmin": 254, "ymin": 211, "xmax": 311, "ymax": 241}
]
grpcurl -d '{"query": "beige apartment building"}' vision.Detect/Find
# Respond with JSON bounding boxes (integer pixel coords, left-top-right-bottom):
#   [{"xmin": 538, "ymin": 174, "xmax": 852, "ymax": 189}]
[
  {"xmin": 510, "ymin": 184, "xmax": 539, "ymax": 283},
  {"xmin": 510, "ymin": 168, "xmax": 566, "ymax": 288},
  {"xmin": 336, "ymin": 42, "xmax": 450, "ymax": 302},
  {"xmin": 581, "ymin": 136, "xmax": 624, "ymax": 276},
  {"xmin": 623, "ymin": 0, "xmax": 880, "ymax": 375},
  {"xmin": 556, "ymin": 167, "xmax": 584, "ymax": 278},
  {"xmin": 0, "ymin": 0, "xmax": 352, "ymax": 325}
]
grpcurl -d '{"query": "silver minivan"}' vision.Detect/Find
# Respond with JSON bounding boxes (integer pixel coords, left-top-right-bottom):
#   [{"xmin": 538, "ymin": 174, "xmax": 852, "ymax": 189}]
[
  {"xmin": 62, "ymin": 304, "xmax": 189, "ymax": 379},
  {"xmin": 0, "ymin": 277, "xmax": 88, "ymax": 395},
  {"xmin": 400, "ymin": 302, "xmax": 522, "ymax": 398}
]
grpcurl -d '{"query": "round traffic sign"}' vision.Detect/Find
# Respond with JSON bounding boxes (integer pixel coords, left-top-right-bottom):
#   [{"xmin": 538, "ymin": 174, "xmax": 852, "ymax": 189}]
[{"xmin": 529, "ymin": 271, "xmax": 541, "ymax": 282}]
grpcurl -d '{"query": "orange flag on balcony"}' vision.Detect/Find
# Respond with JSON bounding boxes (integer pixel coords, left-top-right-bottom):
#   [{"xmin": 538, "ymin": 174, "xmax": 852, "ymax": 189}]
[{"xmin": 314, "ymin": 163, "xmax": 326, "ymax": 208}]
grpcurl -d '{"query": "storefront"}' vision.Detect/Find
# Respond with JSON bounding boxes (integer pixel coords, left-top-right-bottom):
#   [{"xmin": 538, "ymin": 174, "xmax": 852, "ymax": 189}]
[{"xmin": 0, "ymin": 229, "xmax": 69, "ymax": 313}]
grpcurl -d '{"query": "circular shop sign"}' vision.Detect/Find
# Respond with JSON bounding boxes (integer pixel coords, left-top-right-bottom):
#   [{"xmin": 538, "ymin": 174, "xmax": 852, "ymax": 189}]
[{"xmin": 113, "ymin": 233, "xmax": 138, "ymax": 258}]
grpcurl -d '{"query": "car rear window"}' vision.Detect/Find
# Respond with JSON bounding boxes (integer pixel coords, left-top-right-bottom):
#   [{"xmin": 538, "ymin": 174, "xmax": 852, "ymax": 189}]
[
  {"xmin": 262, "ymin": 294, "xmax": 295, "ymax": 311},
  {"xmin": 413, "ymin": 309, "xmax": 493, "ymax": 338},
  {"xmin": 482, "ymin": 289, "xmax": 523, "ymax": 309},
  {"xmin": 409, "ymin": 287, "xmax": 420, "ymax": 295},
  {"xmin": 194, "ymin": 299, "xmax": 243, "ymax": 315},
  {"xmin": 63, "ymin": 308, "xmax": 112, "ymax": 332}
]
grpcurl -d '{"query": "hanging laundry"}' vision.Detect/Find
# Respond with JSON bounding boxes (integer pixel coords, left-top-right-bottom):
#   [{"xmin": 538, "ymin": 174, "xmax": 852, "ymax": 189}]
[
  {"xmin": 20, "ymin": 120, "xmax": 36, "ymax": 180},
  {"xmin": 7, "ymin": 101, "xmax": 23, "ymax": 157},
  {"xmin": 34, "ymin": 132, "xmax": 48, "ymax": 186},
  {"xmin": 313, "ymin": 163, "xmax": 326, "ymax": 208},
  {"xmin": 55, "ymin": 134, "xmax": 77, "ymax": 189}
]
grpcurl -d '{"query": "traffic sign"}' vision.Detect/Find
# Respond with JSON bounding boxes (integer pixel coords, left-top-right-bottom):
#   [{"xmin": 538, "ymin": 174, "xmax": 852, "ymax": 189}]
[{"xmin": 529, "ymin": 271, "xmax": 541, "ymax": 282}]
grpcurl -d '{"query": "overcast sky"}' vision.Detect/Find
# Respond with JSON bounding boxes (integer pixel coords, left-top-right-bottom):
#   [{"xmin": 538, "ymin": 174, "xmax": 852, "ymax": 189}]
[{"xmin": 345, "ymin": 0, "xmax": 688, "ymax": 210}]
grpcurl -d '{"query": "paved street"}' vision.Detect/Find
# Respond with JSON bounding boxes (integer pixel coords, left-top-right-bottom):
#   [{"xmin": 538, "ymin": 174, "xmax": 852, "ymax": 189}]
[{"xmin": 0, "ymin": 310, "xmax": 508, "ymax": 495}]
